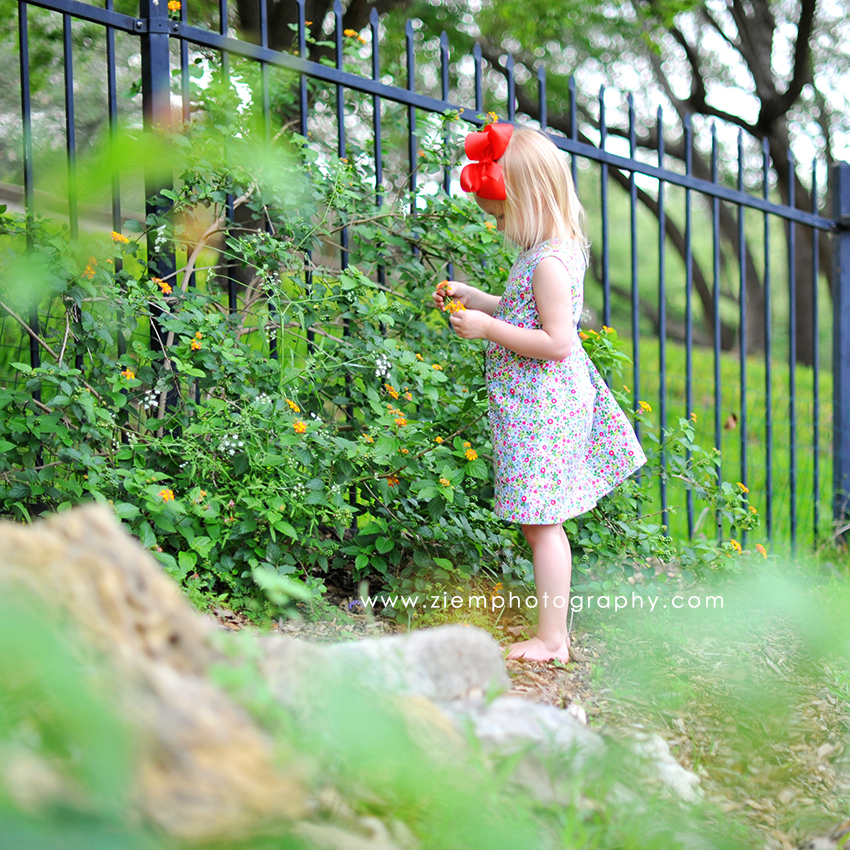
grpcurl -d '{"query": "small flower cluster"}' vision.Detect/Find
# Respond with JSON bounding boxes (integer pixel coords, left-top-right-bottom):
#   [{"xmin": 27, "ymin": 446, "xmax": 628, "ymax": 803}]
[
  {"xmin": 443, "ymin": 299, "xmax": 466, "ymax": 314},
  {"xmin": 142, "ymin": 389, "xmax": 159, "ymax": 411},
  {"xmin": 159, "ymin": 488, "xmax": 175, "ymax": 502},
  {"xmin": 293, "ymin": 420, "xmax": 307, "ymax": 434},
  {"xmin": 439, "ymin": 477, "xmax": 451, "ymax": 486},
  {"xmin": 374, "ymin": 353, "xmax": 391, "ymax": 379},
  {"xmin": 219, "ymin": 434, "xmax": 244, "ymax": 456},
  {"xmin": 636, "ymin": 400, "xmax": 652, "ymax": 414},
  {"xmin": 153, "ymin": 277, "xmax": 172, "ymax": 295},
  {"xmin": 465, "ymin": 448, "xmax": 478, "ymax": 461},
  {"xmin": 82, "ymin": 257, "xmax": 97, "ymax": 280},
  {"xmin": 111, "ymin": 231, "xmax": 129, "ymax": 244},
  {"xmin": 386, "ymin": 476, "xmax": 399, "ymax": 487},
  {"xmin": 120, "ymin": 367, "xmax": 135, "ymax": 380},
  {"xmin": 285, "ymin": 398, "xmax": 301, "ymax": 412},
  {"xmin": 385, "ymin": 384, "xmax": 400, "ymax": 400},
  {"xmin": 191, "ymin": 332, "xmax": 203, "ymax": 351},
  {"xmin": 343, "ymin": 27, "xmax": 367, "ymax": 44},
  {"xmin": 253, "ymin": 392, "xmax": 271, "ymax": 406},
  {"xmin": 292, "ymin": 482, "xmax": 307, "ymax": 500},
  {"xmin": 432, "ymin": 363, "xmax": 443, "ymax": 371},
  {"xmin": 729, "ymin": 539, "xmax": 743, "ymax": 554}
]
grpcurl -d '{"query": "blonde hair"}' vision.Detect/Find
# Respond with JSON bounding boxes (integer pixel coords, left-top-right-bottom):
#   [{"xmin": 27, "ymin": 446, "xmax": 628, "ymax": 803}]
[{"xmin": 500, "ymin": 127, "xmax": 588, "ymax": 253}]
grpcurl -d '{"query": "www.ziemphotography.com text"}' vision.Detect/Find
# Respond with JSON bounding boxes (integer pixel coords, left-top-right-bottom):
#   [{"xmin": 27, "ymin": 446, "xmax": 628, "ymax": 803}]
[{"xmin": 358, "ymin": 591, "xmax": 724, "ymax": 613}]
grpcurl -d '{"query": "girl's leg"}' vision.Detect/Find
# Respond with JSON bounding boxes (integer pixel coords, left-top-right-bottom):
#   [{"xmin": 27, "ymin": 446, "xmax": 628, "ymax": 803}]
[{"xmin": 507, "ymin": 523, "xmax": 572, "ymax": 663}]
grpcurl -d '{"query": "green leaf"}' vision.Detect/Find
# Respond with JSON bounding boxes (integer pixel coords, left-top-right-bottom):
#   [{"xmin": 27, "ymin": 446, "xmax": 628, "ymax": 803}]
[
  {"xmin": 375, "ymin": 536, "xmax": 394, "ymax": 554},
  {"xmin": 0, "ymin": 440, "xmax": 16, "ymax": 454},
  {"xmin": 138, "ymin": 521, "xmax": 156, "ymax": 550}
]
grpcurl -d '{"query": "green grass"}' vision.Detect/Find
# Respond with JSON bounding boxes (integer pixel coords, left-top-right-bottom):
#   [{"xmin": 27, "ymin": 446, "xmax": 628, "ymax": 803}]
[{"xmin": 617, "ymin": 335, "xmax": 833, "ymax": 550}]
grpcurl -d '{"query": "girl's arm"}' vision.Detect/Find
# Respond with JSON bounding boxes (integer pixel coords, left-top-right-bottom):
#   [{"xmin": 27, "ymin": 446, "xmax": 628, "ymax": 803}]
[{"xmin": 467, "ymin": 288, "xmax": 502, "ymax": 316}]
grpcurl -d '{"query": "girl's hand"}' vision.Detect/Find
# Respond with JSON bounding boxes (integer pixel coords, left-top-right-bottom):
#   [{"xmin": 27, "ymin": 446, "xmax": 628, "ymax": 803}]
[
  {"xmin": 450, "ymin": 308, "xmax": 492, "ymax": 340},
  {"xmin": 432, "ymin": 280, "xmax": 472, "ymax": 312}
]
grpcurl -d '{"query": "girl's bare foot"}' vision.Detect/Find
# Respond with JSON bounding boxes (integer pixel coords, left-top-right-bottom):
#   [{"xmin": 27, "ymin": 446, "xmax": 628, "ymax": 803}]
[{"xmin": 506, "ymin": 635, "xmax": 570, "ymax": 664}]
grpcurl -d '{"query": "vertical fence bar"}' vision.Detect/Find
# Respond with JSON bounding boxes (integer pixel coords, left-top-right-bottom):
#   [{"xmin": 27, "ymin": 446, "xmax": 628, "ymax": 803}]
[
  {"xmin": 105, "ymin": 0, "xmax": 125, "ymax": 359},
  {"xmin": 505, "ymin": 54, "xmax": 515, "ymax": 123},
  {"xmin": 788, "ymin": 151, "xmax": 797, "ymax": 551},
  {"xmin": 63, "ymin": 15, "xmax": 78, "ymax": 241},
  {"xmin": 763, "ymin": 139, "xmax": 774, "ymax": 543},
  {"xmin": 737, "ymin": 130, "xmax": 748, "ymax": 541},
  {"xmin": 18, "ymin": 0, "xmax": 40, "ymax": 383},
  {"xmin": 684, "ymin": 113, "xmax": 694, "ymax": 538},
  {"xmin": 628, "ymin": 94, "xmax": 640, "ymax": 446},
  {"xmin": 473, "ymin": 43, "xmax": 483, "ymax": 114},
  {"xmin": 440, "ymin": 31, "xmax": 454, "ymax": 280},
  {"xmin": 64, "ymin": 13, "xmax": 84, "ymax": 372},
  {"xmin": 537, "ymin": 63, "xmax": 547, "ymax": 131},
  {"xmin": 653, "ymin": 113, "xmax": 668, "ymax": 520},
  {"xmin": 370, "ymin": 9, "xmax": 386, "ymax": 291},
  {"xmin": 140, "ymin": 0, "xmax": 176, "ymax": 356},
  {"xmin": 569, "ymin": 75, "xmax": 578, "ymax": 197},
  {"xmin": 599, "ymin": 86, "xmax": 610, "ymax": 328},
  {"xmin": 335, "ymin": 0, "xmax": 348, "ymax": 275},
  {"xmin": 219, "ymin": 0, "xmax": 229, "ymax": 78},
  {"xmin": 811, "ymin": 161, "xmax": 820, "ymax": 540},
  {"xmin": 259, "ymin": 0, "xmax": 270, "ymax": 145},
  {"xmin": 405, "ymin": 19, "xmax": 417, "ymax": 209},
  {"xmin": 711, "ymin": 124, "xmax": 722, "ymax": 536},
  {"xmin": 297, "ymin": 0, "xmax": 308, "ymax": 138},
  {"xmin": 180, "ymin": 0, "xmax": 191, "ymax": 123},
  {"xmin": 297, "ymin": 0, "xmax": 313, "ymax": 354},
  {"xmin": 832, "ymin": 161, "xmax": 850, "ymax": 530}
]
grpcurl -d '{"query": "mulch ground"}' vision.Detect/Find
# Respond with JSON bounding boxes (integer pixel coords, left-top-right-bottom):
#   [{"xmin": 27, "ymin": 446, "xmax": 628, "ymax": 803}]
[{"xmin": 208, "ymin": 597, "xmax": 850, "ymax": 850}]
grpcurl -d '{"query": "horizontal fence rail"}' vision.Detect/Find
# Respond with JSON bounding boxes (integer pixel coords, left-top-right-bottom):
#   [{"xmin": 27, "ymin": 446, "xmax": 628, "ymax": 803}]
[{"xmin": 4, "ymin": 0, "xmax": 850, "ymax": 552}]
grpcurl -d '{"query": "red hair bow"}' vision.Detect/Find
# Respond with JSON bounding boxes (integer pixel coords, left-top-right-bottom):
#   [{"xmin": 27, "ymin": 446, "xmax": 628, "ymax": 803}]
[{"xmin": 460, "ymin": 123, "xmax": 513, "ymax": 200}]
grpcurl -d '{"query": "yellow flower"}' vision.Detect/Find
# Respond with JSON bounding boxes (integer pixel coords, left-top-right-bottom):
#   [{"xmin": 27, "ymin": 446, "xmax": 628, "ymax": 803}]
[
  {"xmin": 432, "ymin": 364, "xmax": 443, "ymax": 371},
  {"xmin": 749, "ymin": 506, "xmax": 758, "ymax": 514},
  {"xmin": 159, "ymin": 488, "xmax": 175, "ymax": 502},
  {"xmin": 82, "ymin": 257, "xmax": 97, "ymax": 279},
  {"xmin": 199, "ymin": 490, "xmax": 207, "ymax": 498},
  {"xmin": 623, "ymin": 385, "xmax": 630, "ymax": 393},
  {"xmin": 293, "ymin": 420, "xmax": 307, "ymax": 434},
  {"xmin": 444, "ymin": 299, "xmax": 466, "ymax": 314},
  {"xmin": 729, "ymin": 539, "xmax": 742, "ymax": 554},
  {"xmin": 439, "ymin": 477, "xmax": 450, "ymax": 486},
  {"xmin": 690, "ymin": 412, "xmax": 697, "ymax": 422},
  {"xmin": 434, "ymin": 436, "xmax": 443, "ymax": 444},
  {"xmin": 399, "ymin": 448, "xmax": 409, "ymax": 454},
  {"xmin": 485, "ymin": 222, "xmax": 496, "ymax": 230},
  {"xmin": 579, "ymin": 331, "xmax": 589, "ymax": 340},
  {"xmin": 589, "ymin": 329, "xmax": 598, "ymax": 336},
  {"xmin": 403, "ymin": 391, "xmax": 412, "ymax": 401},
  {"xmin": 465, "ymin": 448, "xmax": 478, "ymax": 461},
  {"xmin": 385, "ymin": 384, "xmax": 400, "ymax": 399},
  {"xmin": 395, "ymin": 416, "xmax": 407, "ymax": 427},
  {"xmin": 285, "ymin": 398, "xmax": 301, "ymax": 412},
  {"xmin": 638, "ymin": 400, "xmax": 652, "ymax": 413},
  {"xmin": 416, "ymin": 353, "xmax": 424, "ymax": 361},
  {"xmin": 387, "ymin": 476, "xmax": 399, "ymax": 487},
  {"xmin": 190, "ymin": 339, "xmax": 202, "ymax": 350},
  {"xmin": 343, "ymin": 28, "xmax": 358, "ymax": 37},
  {"xmin": 756, "ymin": 544, "xmax": 767, "ymax": 558},
  {"xmin": 363, "ymin": 434, "xmax": 374, "ymax": 443},
  {"xmin": 463, "ymin": 441, "xmax": 471, "ymax": 448},
  {"xmin": 153, "ymin": 277, "xmax": 172, "ymax": 294},
  {"xmin": 111, "ymin": 230, "xmax": 129, "ymax": 243},
  {"xmin": 120, "ymin": 368, "xmax": 135, "ymax": 380},
  {"xmin": 167, "ymin": 0, "xmax": 180, "ymax": 9},
  {"xmin": 195, "ymin": 331, "xmax": 203, "ymax": 339},
  {"xmin": 602, "ymin": 325, "xmax": 614, "ymax": 333},
  {"xmin": 737, "ymin": 482, "xmax": 749, "ymax": 494},
  {"xmin": 486, "ymin": 111, "xmax": 499, "ymax": 123}
]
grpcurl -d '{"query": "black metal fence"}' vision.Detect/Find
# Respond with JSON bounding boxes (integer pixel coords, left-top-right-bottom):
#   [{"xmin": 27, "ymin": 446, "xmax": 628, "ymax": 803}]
[{"xmin": 5, "ymin": 0, "xmax": 850, "ymax": 549}]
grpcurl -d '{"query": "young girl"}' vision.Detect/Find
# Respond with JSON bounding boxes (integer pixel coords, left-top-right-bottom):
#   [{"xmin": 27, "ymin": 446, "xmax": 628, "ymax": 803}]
[{"xmin": 432, "ymin": 125, "xmax": 646, "ymax": 663}]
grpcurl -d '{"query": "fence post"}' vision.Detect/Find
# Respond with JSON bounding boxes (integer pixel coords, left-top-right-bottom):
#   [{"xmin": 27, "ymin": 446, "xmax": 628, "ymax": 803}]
[
  {"xmin": 139, "ymin": 0, "xmax": 175, "ymax": 352},
  {"xmin": 832, "ymin": 161, "xmax": 850, "ymax": 530}
]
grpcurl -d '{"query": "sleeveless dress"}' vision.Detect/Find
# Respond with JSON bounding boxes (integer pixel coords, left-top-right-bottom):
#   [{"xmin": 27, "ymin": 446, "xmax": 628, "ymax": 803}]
[{"xmin": 484, "ymin": 237, "xmax": 647, "ymax": 524}]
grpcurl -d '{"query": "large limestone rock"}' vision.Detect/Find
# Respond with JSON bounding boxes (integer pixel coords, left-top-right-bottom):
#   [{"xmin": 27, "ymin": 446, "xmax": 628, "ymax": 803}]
[{"xmin": 0, "ymin": 505, "xmax": 306, "ymax": 840}]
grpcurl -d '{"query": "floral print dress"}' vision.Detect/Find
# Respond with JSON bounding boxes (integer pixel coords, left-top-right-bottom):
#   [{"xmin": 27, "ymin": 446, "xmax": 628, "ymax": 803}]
[{"xmin": 484, "ymin": 238, "xmax": 646, "ymax": 524}]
